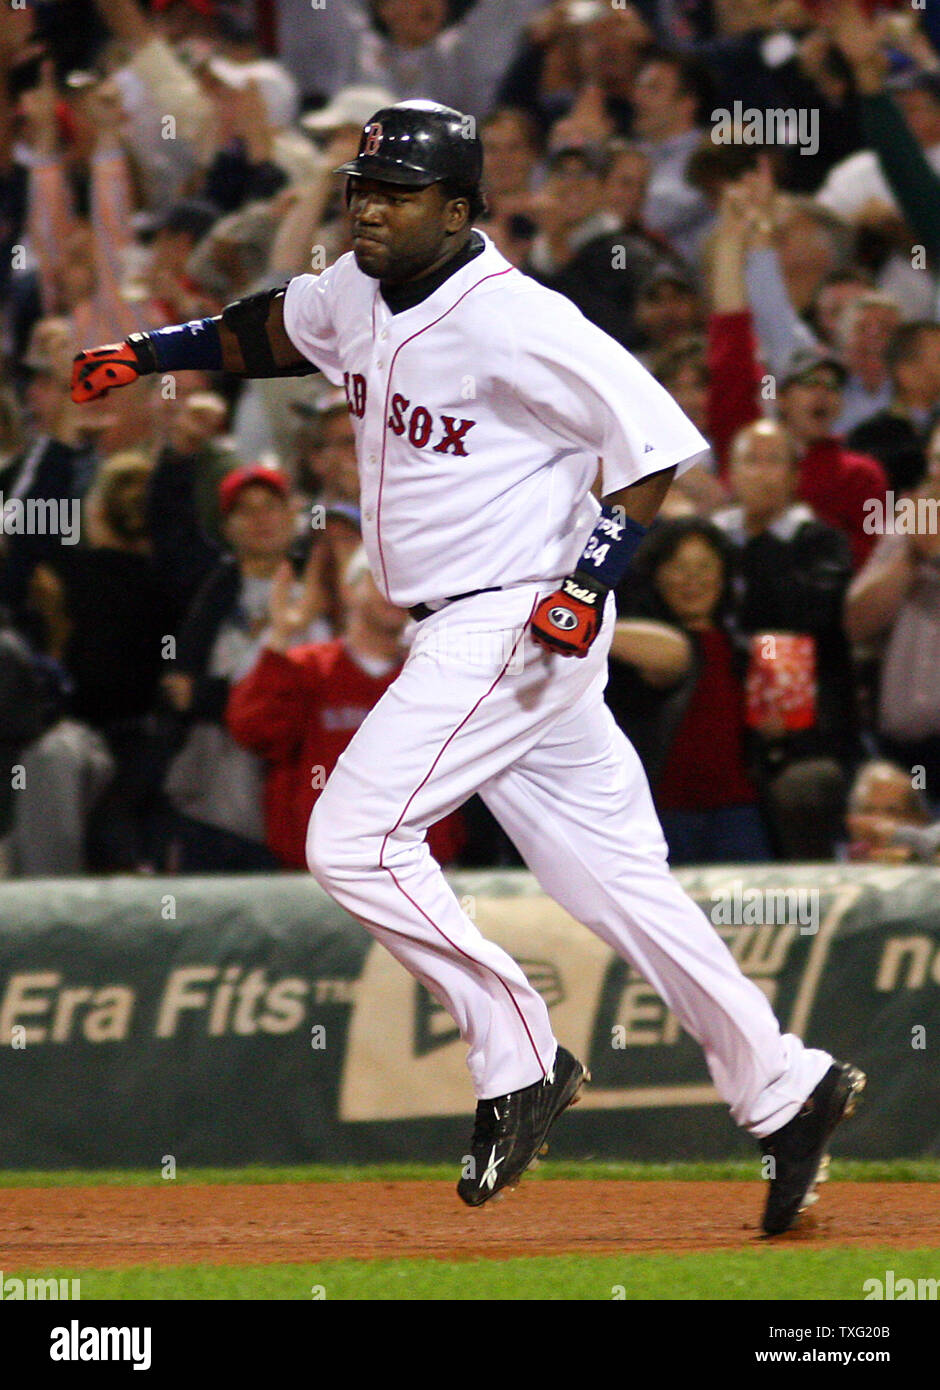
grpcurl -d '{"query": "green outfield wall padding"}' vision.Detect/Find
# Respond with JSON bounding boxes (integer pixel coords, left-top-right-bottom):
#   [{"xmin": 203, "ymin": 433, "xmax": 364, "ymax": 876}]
[{"xmin": 0, "ymin": 866, "xmax": 936, "ymax": 1166}]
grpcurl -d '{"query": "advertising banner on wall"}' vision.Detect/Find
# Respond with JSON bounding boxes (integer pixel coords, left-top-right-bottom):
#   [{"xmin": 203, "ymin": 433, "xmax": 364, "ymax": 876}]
[{"xmin": 0, "ymin": 866, "xmax": 936, "ymax": 1166}]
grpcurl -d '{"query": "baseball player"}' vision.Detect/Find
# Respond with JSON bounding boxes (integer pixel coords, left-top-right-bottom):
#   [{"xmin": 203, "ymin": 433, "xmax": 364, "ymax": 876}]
[{"xmin": 72, "ymin": 101, "xmax": 864, "ymax": 1236}]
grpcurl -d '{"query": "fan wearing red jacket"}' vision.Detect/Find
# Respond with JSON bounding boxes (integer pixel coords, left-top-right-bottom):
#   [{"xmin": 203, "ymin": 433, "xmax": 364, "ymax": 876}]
[{"xmin": 226, "ymin": 546, "xmax": 464, "ymax": 868}]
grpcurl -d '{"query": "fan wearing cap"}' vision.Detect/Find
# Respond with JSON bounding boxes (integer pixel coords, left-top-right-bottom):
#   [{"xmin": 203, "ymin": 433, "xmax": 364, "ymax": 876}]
[
  {"xmin": 706, "ymin": 189, "xmax": 890, "ymax": 572},
  {"xmin": 144, "ymin": 198, "xmax": 223, "ymax": 323},
  {"xmin": 301, "ymin": 85, "xmax": 398, "ymax": 151},
  {"xmin": 775, "ymin": 347, "xmax": 889, "ymax": 569},
  {"xmin": 217, "ymin": 460, "xmax": 288, "ymax": 516},
  {"xmin": 195, "ymin": 50, "xmax": 321, "ymax": 213},
  {"xmin": 711, "ymin": 329, "xmax": 889, "ymax": 571},
  {"xmin": 634, "ymin": 266, "xmax": 705, "ymax": 369},
  {"xmin": 161, "ymin": 461, "xmax": 336, "ymax": 871},
  {"xmin": 216, "ymin": 465, "xmax": 361, "ymax": 639}
]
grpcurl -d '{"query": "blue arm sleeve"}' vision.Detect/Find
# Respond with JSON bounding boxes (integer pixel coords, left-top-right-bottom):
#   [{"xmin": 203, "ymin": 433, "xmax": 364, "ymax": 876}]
[
  {"xmin": 141, "ymin": 318, "xmax": 224, "ymax": 374},
  {"xmin": 575, "ymin": 507, "xmax": 648, "ymax": 589}
]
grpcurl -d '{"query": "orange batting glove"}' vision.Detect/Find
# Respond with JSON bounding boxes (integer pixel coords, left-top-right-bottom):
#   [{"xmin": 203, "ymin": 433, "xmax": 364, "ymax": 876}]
[
  {"xmin": 530, "ymin": 572, "xmax": 608, "ymax": 658},
  {"xmin": 71, "ymin": 340, "xmax": 151, "ymax": 403}
]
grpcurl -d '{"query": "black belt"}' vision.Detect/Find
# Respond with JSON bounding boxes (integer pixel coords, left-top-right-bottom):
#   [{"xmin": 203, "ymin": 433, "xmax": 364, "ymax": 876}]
[{"xmin": 408, "ymin": 587, "xmax": 502, "ymax": 622}]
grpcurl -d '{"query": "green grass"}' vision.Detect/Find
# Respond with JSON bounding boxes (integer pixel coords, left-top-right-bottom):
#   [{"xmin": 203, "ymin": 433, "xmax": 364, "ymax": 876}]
[
  {"xmin": 5, "ymin": 1162, "xmax": 936, "ymax": 1300},
  {"xmin": 0, "ymin": 1158, "xmax": 936, "ymax": 1187},
  {"xmin": 10, "ymin": 1248, "xmax": 940, "ymax": 1300}
]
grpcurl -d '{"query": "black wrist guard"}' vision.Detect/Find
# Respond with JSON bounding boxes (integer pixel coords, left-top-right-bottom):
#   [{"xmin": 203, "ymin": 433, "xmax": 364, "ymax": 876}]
[
  {"xmin": 126, "ymin": 332, "xmax": 159, "ymax": 374},
  {"xmin": 564, "ymin": 570, "xmax": 610, "ymax": 609}
]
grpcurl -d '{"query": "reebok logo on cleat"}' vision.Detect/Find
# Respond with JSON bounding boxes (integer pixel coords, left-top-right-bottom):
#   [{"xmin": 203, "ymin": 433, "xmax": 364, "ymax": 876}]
[
  {"xmin": 480, "ymin": 1144, "xmax": 505, "ymax": 1190},
  {"xmin": 456, "ymin": 1046, "xmax": 586, "ymax": 1208}
]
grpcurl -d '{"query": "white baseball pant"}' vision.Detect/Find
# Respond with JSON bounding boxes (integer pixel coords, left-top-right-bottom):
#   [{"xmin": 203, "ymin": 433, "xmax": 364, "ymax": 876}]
[{"xmin": 306, "ymin": 582, "xmax": 832, "ymax": 1137}]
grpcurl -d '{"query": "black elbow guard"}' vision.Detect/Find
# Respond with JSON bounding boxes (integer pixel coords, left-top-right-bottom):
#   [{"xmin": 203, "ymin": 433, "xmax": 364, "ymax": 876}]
[{"xmin": 221, "ymin": 287, "xmax": 319, "ymax": 378}]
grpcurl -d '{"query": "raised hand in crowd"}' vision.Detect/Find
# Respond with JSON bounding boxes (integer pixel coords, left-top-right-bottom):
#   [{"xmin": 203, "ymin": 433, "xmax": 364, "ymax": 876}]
[
  {"xmin": 199, "ymin": 64, "xmax": 275, "ymax": 163},
  {"xmin": 706, "ymin": 177, "xmax": 754, "ymax": 312},
  {"xmin": 19, "ymin": 57, "xmax": 60, "ymax": 157},
  {"xmin": 265, "ymin": 548, "xmax": 330, "ymax": 655},
  {"xmin": 85, "ymin": 78, "xmax": 127, "ymax": 152},
  {"xmin": 821, "ymin": 0, "xmax": 888, "ymax": 93}
]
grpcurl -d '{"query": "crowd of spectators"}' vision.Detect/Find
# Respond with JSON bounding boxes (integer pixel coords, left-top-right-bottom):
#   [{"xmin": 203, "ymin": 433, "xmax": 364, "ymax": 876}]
[{"xmin": 3, "ymin": 0, "xmax": 940, "ymax": 877}]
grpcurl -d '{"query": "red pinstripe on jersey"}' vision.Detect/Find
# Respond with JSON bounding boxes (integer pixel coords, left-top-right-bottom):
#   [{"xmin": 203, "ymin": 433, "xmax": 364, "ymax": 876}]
[
  {"xmin": 374, "ymin": 267, "xmax": 514, "ymax": 599},
  {"xmin": 378, "ymin": 594, "xmax": 547, "ymax": 1080}
]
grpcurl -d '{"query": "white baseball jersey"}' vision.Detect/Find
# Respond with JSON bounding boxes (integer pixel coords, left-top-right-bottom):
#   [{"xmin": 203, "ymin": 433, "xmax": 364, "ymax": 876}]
[
  {"xmin": 285, "ymin": 227, "xmax": 832, "ymax": 1149},
  {"xmin": 283, "ymin": 231, "xmax": 709, "ymax": 607}
]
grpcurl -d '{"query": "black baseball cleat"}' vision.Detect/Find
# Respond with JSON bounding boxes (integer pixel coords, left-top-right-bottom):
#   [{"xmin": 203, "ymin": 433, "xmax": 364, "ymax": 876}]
[
  {"xmin": 457, "ymin": 1045, "xmax": 589, "ymax": 1208},
  {"xmin": 759, "ymin": 1061, "xmax": 866, "ymax": 1237}
]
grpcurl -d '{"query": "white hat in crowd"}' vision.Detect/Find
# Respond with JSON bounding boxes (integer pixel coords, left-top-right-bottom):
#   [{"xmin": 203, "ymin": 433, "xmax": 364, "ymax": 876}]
[{"xmin": 301, "ymin": 85, "xmax": 397, "ymax": 136}]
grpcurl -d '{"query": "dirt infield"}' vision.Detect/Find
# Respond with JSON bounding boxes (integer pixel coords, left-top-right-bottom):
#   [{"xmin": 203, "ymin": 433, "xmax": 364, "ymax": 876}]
[{"xmin": 2, "ymin": 1181, "xmax": 938, "ymax": 1267}]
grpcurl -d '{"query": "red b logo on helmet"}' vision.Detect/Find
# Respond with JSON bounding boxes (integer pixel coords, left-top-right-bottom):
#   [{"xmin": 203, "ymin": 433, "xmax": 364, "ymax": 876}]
[{"xmin": 363, "ymin": 122, "xmax": 383, "ymax": 157}]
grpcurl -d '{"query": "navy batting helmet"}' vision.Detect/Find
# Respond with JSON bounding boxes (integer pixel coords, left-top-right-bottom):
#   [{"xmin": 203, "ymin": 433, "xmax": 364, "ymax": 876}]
[{"xmin": 336, "ymin": 100, "xmax": 483, "ymax": 192}]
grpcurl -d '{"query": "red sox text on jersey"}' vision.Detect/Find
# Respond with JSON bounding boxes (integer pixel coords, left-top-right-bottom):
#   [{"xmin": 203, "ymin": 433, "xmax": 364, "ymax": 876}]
[
  {"xmin": 283, "ymin": 230, "xmax": 709, "ymax": 609},
  {"xmin": 344, "ymin": 371, "xmax": 476, "ymax": 455}
]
